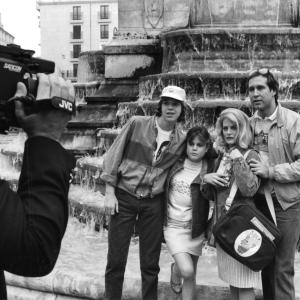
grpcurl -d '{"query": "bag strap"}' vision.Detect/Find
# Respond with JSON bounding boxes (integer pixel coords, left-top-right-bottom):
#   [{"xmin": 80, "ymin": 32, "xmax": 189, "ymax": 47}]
[
  {"xmin": 224, "ymin": 149, "xmax": 251, "ymax": 210},
  {"xmin": 264, "ymin": 186, "xmax": 277, "ymax": 225}
]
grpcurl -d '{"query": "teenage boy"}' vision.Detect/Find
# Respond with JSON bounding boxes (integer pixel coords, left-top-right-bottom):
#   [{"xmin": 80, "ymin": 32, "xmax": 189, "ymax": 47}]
[{"xmin": 101, "ymin": 86, "xmax": 187, "ymax": 300}]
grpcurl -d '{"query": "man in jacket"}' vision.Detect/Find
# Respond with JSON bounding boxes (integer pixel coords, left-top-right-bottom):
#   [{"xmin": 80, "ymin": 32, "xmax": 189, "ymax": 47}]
[
  {"xmin": 0, "ymin": 74, "xmax": 76, "ymax": 298},
  {"xmin": 248, "ymin": 69, "xmax": 300, "ymax": 300},
  {"xmin": 101, "ymin": 85, "xmax": 187, "ymax": 300}
]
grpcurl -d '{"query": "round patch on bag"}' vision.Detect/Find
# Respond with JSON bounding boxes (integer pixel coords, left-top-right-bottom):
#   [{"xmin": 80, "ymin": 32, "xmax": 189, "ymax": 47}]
[{"xmin": 234, "ymin": 229, "xmax": 262, "ymax": 257}]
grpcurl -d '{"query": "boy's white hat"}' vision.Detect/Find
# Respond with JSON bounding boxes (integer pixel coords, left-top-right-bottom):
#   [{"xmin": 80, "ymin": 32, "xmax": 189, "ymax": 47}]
[{"xmin": 160, "ymin": 85, "xmax": 186, "ymax": 102}]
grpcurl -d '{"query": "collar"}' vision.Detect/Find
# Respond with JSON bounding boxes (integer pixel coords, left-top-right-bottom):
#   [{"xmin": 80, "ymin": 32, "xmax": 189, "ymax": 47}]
[
  {"xmin": 253, "ymin": 106, "xmax": 278, "ymax": 121},
  {"xmin": 169, "ymin": 157, "xmax": 208, "ymax": 185},
  {"xmin": 155, "ymin": 118, "xmax": 173, "ymax": 134},
  {"xmin": 154, "ymin": 116, "xmax": 181, "ymax": 141}
]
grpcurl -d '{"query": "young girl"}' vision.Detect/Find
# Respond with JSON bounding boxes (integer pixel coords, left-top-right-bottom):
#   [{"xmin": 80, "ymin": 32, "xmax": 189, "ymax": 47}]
[
  {"xmin": 163, "ymin": 126, "xmax": 216, "ymax": 300},
  {"xmin": 204, "ymin": 108, "xmax": 261, "ymax": 300}
]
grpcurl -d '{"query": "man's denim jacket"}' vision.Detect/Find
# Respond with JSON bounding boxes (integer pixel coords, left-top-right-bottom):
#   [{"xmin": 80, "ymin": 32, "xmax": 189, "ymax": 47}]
[{"xmin": 250, "ymin": 104, "xmax": 300, "ymax": 210}]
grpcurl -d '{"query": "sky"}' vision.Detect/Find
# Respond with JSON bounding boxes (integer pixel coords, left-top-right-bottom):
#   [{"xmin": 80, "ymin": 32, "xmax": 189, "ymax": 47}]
[{"xmin": 0, "ymin": 0, "xmax": 40, "ymax": 56}]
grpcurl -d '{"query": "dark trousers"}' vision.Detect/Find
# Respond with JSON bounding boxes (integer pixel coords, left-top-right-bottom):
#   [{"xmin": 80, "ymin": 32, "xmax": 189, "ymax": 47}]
[
  {"xmin": 104, "ymin": 188, "xmax": 164, "ymax": 300},
  {"xmin": 255, "ymin": 194, "xmax": 300, "ymax": 300},
  {"xmin": 0, "ymin": 271, "xmax": 6, "ymax": 299}
]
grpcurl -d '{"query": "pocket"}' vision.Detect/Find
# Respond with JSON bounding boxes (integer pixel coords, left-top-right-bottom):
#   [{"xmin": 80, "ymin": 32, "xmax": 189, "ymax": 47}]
[
  {"xmin": 280, "ymin": 128, "xmax": 294, "ymax": 160},
  {"xmin": 280, "ymin": 128, "xmax": 289, "ymax": 145},
  {"xmin": 276, "ymin": 182, "xmax": 300, "ymax": 203}
]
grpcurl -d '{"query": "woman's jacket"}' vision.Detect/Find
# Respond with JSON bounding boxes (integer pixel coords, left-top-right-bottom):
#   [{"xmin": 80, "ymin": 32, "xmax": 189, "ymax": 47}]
[
  {"xmin": 212, "ymin": 148, "xmax": 261, "ymax": 221},
  {"xmin": 164, "ymin": 157, "xmax": 215, "ymax": 238}
]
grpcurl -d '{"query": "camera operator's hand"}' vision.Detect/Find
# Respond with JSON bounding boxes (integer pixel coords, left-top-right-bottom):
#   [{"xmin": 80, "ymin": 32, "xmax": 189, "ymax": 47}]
[{"xmin": 14, "ymin": 74, "xmax": 75, "ymax": 141}]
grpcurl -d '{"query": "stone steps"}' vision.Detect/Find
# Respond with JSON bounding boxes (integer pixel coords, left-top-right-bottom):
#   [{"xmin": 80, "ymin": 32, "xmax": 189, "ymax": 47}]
[
  {"xmin": 73, "ymin": 156, "xmax": 105, "ymax": 193},
  {"xmin": 69, "ymin": 185, "xmax": 106, "ymax": 232}
]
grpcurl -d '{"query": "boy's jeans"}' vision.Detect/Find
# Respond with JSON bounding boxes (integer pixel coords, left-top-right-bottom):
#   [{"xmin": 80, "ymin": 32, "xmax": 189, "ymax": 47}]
[{"xmin": 104, "ymin": 188, "xmax": 164, "ymax": 300}]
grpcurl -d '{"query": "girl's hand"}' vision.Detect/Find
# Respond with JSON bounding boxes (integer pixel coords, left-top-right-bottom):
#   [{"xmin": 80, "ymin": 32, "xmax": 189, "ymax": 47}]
[{"xmin": 203, "ymin": 173, "xmax": 229, "ymax": 187}]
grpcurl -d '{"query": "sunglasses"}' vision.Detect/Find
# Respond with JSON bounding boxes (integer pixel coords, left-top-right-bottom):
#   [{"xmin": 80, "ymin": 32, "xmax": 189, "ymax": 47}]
[{"xmin": 248, "ymin": 68, "xmax": 271, "ymax": 78}]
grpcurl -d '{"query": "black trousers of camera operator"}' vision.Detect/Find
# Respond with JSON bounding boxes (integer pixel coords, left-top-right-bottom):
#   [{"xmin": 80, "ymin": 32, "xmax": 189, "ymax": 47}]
[
  {"xmin": 0, "ymin": 271, "xmax": 6, "ymax": 299},
  {"xmin": 0, "ymin": 136, "xmax": 75, "ymax": 298}
]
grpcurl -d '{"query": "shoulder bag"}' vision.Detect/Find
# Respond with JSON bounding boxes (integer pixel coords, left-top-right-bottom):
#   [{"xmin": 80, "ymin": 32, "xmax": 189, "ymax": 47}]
[{"xmin": 212, "ymin": 150, "xmax": 281, "ymax": 272}]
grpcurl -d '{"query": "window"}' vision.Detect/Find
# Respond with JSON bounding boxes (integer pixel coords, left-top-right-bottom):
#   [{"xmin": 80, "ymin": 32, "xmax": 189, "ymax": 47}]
[
  {"xmin": 73, "ymin": 25, "xmax": 81, "ymax": 39},
  {"xmin": 100, "ymin": 5, "xmax": 109, "ymax": 19},
  {"xmin": 73, "ymin": 45, "xmax": 81, "ymax": 58},
  {"xmin": 73, "ymin": 6, "xmax": 81, "ymax": 20},
  {"xmin": 100, "ymin": 24, "xmax": 109, "ymax": 39},
  {"xmin": 73, "ymin": 64, "xmax": 78, "ymax": 77}
]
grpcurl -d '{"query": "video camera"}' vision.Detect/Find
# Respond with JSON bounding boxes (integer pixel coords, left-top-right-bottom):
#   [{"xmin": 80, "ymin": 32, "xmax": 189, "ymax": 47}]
[{"xmin": 0, "ymin": 44, "xmax": 75, "ymax": 133}]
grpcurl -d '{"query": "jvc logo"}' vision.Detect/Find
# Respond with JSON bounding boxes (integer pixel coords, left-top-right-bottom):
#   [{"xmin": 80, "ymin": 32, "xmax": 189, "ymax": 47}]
[
  {"xmin": 3, "ymin": 63, "xmax": 22, "ymax": 73},
  {"xmin": 58, "ymin": 100, "xmax": 73, "ymax": 112}
]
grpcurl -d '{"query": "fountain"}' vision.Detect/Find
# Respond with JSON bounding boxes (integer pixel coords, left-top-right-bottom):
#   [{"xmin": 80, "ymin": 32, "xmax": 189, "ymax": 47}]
[
  {"xmin": 61, "ymin": 0, "xmax": 300, "ymax": 150},
  {"xmin": 3, "ymin": 0, "xmax": 300, "ymax": 299}
]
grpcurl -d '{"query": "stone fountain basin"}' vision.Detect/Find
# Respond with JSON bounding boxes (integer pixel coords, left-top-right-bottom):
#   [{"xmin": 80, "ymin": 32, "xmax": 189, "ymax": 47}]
[
  {"xmin": 160, "ymin": 27, "xmax": 300, "ymax": 73},
  {"xmin": 117, "ymin": 99, "xmax": 300, "ymax": 129},
  {"xmin": 68, "ymin": 104, "xmax": 117, "ymax": 129},
  {"xmin": 73, "ymin": 158, "xmax": 105, "ymax": 194},
  {"xmin": 69, "ymin": 184, "xmax": 106, "ymax": 232},
  {"xmin": 139, "ymin": 72, "xmax": 300, "ymax": 102}
]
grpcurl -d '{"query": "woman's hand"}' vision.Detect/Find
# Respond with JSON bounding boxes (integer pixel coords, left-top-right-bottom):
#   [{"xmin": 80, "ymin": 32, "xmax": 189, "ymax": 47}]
[{"xmin": 203, "ymin": 173, "xmax": 229, "ymax": 187}]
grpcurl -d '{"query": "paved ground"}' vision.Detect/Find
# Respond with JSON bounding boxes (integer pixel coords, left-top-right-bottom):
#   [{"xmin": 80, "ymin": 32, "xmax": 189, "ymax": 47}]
[{"xmin": 6, "ymin": 217, "xmax": 300, "ymax": 300}]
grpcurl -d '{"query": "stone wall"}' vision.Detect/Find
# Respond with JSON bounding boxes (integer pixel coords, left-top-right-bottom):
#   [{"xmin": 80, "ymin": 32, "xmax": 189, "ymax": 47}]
[
  {"xmin": 190, "ymin": 0, "xmax": 290, "ymax": 26},
  {"xmin": 118, "ymin": 0, "xmax": 190, "ymax": 36}
]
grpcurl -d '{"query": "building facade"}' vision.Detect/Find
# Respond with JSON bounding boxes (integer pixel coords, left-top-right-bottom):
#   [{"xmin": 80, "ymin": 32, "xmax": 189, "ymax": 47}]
[
  {"xmin": 0, "ymin": 13, "xmax": 15, "ymax": 46},
  {"xmin": 37, "ymin": 0, "xmax": 118, "ymax": 81}
]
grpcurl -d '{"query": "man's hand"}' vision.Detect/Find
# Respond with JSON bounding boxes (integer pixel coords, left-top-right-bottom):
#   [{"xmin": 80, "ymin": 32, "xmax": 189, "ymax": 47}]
[
  {"xmin": 249, "ymin": 158, "xmax": 269, "ymax": 178},
  {"xmin": 203, "ymin": 173, "xmax": 229, "ymax": 187},
  {"xmin": 104, "ymin": 184, "xmax": 119, "ymax": 215},
  {"xmin": 14, "ymin": 74, "xmax": 75, "ymax": 141}
]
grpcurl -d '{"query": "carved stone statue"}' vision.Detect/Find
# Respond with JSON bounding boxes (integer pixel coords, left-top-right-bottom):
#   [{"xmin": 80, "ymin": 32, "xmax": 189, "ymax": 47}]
[{"xmin": 144, "ymin": 0, "xmax": 164, "ymax": 29}]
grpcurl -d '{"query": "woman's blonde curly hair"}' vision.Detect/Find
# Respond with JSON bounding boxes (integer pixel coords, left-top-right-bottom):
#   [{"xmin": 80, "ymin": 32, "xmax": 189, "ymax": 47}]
[{"xmin": 215, "ymin": 108, "xmax": 253, "ymax": 150}]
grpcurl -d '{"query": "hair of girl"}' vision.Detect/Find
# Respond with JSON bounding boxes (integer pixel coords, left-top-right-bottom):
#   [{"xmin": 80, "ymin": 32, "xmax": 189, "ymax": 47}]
[
  {"xmin": 184, "ymin": 126, "xmax": 215, "ymax": 159},
  {"xmin": 215, "ymin": 108, "xmax": 253, "ymax": 149}
]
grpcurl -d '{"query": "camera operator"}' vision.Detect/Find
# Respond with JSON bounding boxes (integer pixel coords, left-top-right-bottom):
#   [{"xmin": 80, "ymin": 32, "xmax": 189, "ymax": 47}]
[{"xmin": 0, "ymin": 73, "xmax": 76, "ymax": 299}]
